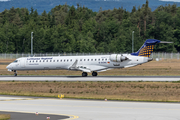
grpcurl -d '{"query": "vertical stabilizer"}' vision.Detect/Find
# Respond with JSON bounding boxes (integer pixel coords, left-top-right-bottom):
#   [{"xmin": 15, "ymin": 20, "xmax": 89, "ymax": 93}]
[{"xmin": 131, "ymin": 39, "xmax": 161, "ymax": 57}]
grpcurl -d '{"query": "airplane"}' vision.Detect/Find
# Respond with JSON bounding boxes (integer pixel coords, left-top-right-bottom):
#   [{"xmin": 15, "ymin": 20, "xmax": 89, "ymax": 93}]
[{"xmin": 6, "ymin": 39, "xmax": 172, "ymax": 77}]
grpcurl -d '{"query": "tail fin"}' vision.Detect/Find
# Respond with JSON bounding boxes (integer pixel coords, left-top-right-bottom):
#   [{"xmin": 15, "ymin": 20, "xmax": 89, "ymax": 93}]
[{"xmin": 131, "ymin": 39, "xmax": 161, "ymax": 57}]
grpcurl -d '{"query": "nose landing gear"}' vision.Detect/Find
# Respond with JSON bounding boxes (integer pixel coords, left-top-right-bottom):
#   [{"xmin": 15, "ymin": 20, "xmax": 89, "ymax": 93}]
[{"xmin": 14, "ymin": 70, "xmax": 17, "ymax": 76}]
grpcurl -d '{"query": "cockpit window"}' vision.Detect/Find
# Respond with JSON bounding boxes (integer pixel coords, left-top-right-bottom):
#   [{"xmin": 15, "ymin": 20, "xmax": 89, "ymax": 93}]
[{"xmin": 13, "ymin": 60, "xmax": 18, "ymax": 63}]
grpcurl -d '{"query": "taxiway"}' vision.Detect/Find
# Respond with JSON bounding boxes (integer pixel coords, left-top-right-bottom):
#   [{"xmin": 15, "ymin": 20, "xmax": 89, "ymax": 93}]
[{"xmin": 0, "ymin": 95, "xmax": 180, "ymax": 120}]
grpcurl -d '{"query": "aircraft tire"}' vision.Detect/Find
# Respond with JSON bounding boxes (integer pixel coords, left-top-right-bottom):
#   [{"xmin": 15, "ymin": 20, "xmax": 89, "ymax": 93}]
[
  {"xmin": 14, "ymin": 70, "xmax": 17, "ymax": 76},
  {"xmin": 82, "ymin": 72, "xmax": 88, "ymax": 77},
  {"xmin": 14, "ymin": 73, "xmax": 17, "ymax": 76},
  {"xmin": 92, "ymin": 72, "xmax": 97, "ymax": 76}
]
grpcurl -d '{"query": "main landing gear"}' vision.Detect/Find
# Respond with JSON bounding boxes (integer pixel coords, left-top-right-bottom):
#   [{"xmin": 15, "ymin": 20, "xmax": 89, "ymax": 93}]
[
  {"xmin": 92, "ymin": 71, "xmax": 98, "ymax": 76},
  {"xmin": 14, "ymin": 70, "xmax": 17, "ymax": 76},
  {"xmin": 82, "ymin": 72, "xmax": 88, "ymax": 77},
  {"xmin": 82, "ymin": 71, "xmax": 98, "ymax": 77}
]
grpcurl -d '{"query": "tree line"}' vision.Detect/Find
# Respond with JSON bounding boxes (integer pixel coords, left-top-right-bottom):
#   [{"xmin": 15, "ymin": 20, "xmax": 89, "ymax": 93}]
[{"xmin": 0, "ymin": 0, "xmax": 179, "ymax": 53}]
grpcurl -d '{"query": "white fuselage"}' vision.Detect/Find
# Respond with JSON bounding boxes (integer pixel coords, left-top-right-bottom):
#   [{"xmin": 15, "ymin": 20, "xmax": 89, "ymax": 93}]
[{"xmin": 6, "ymin": 54, "xmax": 149, "ymax": 72}]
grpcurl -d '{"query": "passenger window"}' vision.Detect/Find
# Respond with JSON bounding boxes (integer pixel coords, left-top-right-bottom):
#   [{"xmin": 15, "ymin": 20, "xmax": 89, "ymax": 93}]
[
  {"xmin": 84, "ymin": 59, "xmax": 86, "ymax": 61},
  {"xmin": 98, "ymin": 59, "xmax": 100, "ymax": 61},
  {"xmin": 64, "ymin": 60, "xmax": 65, "ymax": 62},
  {"xmin": 53, "ymin": 60, "xmax": 55, "ymax": 62},
  {"xmin": 67, "ymin": 59, "xmax": 69, "ymax": 62},
  {"xmin": 36, "ymin": 60, "xmax": 38, "ymax": 62},
  {"xmin": 57, "ymin": 60, "xmax": 59, "ymax": 62},
  {"xmin": 71, "ymin": 59, "xmax": 72, "ymax": 61},
  {"xmin": 40, "ymin": 60, "xmax": 41, "ymax": 62},
  {"xmin": 102, "ymin": 59, "xmax": 104, "ymax": 61},
  {"xmin": 105, "ymin": 59, "xmax": 107, "ymax": 61},
  {"xmin": 95, "ymin": 59, "xmax": 96, "ymax": 61},
  {"xmin": 33, "ymin": 61, "xmax": 34, "ymax": 62},
  {"xmin": 80, "ymin": 59, "xmax": 82, "ymax": 61},
  {"xmin": 43, "ymin": 60, "xmax": 45, "ymax": 62},
  {"xmin": 91, "ymin": 59, "xmax": 93, "ymax": 61},
  {"xmin": 88, "ymin": 59, "xmax": 89, "ymax": 61},
  {"xmin": 50, "ymin": 60, "xmax": 52, "ymax": 62},
  {"xmin": 46, "ymin": 60, "xmax": 48, "ymax": 62},
  {"xmin": 30, "ymin": 61, "xmax": 31, "ymax": 62}
]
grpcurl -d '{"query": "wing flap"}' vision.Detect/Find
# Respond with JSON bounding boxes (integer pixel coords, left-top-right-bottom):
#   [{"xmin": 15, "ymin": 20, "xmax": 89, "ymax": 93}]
[{"xmin": 78, "ymin": 68, "xmax": 91, "ymax": 73}]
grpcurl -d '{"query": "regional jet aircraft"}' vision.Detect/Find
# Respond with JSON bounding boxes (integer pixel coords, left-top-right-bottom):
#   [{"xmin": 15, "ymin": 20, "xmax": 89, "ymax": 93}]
[{"xmin": 6, "ymin": 39, "xmax": 171, "ymax": 77}]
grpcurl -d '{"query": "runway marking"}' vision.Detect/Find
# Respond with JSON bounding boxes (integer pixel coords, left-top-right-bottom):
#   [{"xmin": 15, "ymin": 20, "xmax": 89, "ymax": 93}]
[{"xmin": 0, "ymin": 110, "xmax": 79, "ymax": 120}]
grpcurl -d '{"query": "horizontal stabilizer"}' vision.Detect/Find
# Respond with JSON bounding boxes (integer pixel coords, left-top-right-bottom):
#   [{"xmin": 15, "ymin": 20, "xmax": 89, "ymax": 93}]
[
  {"xmin": 124, "ymin": 64, "xmax": 138, "ymax": 68},
  {"xmin": 160, "ymin": 41, "xmax": 173, "ymax": 43}
]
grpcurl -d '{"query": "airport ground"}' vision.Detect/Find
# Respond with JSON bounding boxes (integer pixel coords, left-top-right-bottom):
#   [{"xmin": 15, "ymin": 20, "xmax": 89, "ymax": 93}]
[
  {"xmin": 0, "ymin": 59, "xmax": 180, "ymax": 102},
  {"xmin": 1, "ymin": 59, "xmax": 180, "ymax": 120},
  {"xmin": 1, "ymin": 95, "xmax": 179, "ymax": 120}
]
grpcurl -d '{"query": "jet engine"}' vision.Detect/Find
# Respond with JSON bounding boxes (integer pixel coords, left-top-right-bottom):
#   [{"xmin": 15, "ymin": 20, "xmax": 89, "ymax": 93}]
[{"xmin": 109, "ymin": 54, "xmax": 128, "ymax": 62}]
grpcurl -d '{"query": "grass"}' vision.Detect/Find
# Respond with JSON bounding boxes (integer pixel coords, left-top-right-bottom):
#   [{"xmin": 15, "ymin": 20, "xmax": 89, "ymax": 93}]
[
  {"xmin": 0, "ymin": 114, "xmax": 10, "ymax": 120},
  {"xmin": 1, "ymin": 81, "xmax": 180, "ymax": 102},
  {"xmin": 1, "ymin": 59, "xmax": 180, "ymax": 76}
]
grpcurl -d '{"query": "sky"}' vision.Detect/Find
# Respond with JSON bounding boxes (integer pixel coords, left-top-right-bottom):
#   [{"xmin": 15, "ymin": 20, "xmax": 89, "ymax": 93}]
[
  {"xmin": 160, "ymin": 0, "xmax": 180, "ymax": 1},
  {"xmin": 1, "ymin": 0, "xmax": 180, "ymax": 13}
]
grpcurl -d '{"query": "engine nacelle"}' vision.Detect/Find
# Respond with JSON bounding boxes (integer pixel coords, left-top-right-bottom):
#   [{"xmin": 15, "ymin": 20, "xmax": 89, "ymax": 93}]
[{"xmin": 109, "ymin": 54, "xmax": 128, "ymax": 62}]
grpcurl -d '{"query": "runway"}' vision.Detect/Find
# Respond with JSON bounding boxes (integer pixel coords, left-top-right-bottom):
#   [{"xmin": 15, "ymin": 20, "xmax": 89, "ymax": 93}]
[
  {"xmin": 0, "ymin": 95, "xmax": 180, "ymax": 120},
  {"xmin": 0, "ymin": 76, "xmax": 180, "ymax": 81}
]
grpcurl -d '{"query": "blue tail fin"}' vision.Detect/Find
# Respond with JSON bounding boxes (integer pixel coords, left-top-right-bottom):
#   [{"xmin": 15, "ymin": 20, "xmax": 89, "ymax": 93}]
[{"xmin": 131, "ymin": 39, "xmax": 161, "ymax": 57}]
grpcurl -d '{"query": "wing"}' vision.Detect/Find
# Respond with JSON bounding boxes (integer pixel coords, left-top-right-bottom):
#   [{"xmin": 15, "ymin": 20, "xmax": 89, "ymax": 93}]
[
  {"xmin": 77, "ymin": 65, "xmax": 108, "ymax": 73},
  {"xmin": 69, "ymin": 60, "xmax": 108, "ymax": 73}
]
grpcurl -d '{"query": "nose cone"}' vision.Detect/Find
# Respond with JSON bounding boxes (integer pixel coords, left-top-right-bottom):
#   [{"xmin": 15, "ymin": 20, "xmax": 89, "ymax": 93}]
[
  {"xmin": 6, "ymin": 64, "xmax": 11, "ymax": 69},
  {"xmin": 6, "ymin": 64, "xmax": 13, "ymax": 71}
]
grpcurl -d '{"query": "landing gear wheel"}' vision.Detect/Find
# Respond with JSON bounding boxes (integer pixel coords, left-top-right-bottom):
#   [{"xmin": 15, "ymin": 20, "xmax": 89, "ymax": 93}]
[
  {"xmin": 14, "ymin": 73, "xmax": 17, "ymax": 76},
  {"xmin": 14, "ymin": 70, "xmax": 17, "ymax": 76},
  {"xmin": 92, "ymin": 71, "xmax": 98, "ymax": 76},
  {"xmin": 82, "ymin": 72, "xmax": 88, "ymax": 77}
]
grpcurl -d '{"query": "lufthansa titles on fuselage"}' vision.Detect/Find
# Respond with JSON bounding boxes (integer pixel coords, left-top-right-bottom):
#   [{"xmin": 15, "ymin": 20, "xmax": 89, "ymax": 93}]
[{"xmin": 27, "ymin": 58, "xmax": 53, "ymax": 60}]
